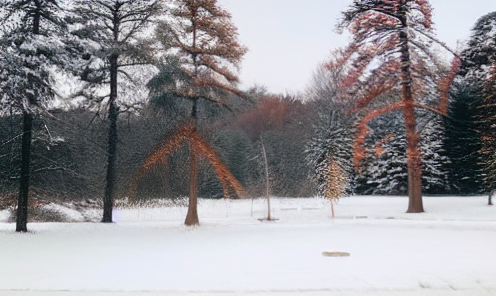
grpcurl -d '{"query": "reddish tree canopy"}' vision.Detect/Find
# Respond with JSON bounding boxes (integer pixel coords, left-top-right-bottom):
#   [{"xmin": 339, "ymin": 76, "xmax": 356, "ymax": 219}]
[
  {"xmin": 337, "ymin": 0, "xmax": 458, "ymax": 213},
  {"xmin": 234, "ymin": 95, "xmax": 307, "ymax": 141}
]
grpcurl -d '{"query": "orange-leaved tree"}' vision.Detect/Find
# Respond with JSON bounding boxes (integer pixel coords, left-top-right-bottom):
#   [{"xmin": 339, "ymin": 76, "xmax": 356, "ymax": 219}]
[
  {"xmin": 146, "ymin": 0, "xmax": 247, "ymax": 225},
  {"xmin": 338, "ymin": 0, "xmax": 459, "ymax": 213}
]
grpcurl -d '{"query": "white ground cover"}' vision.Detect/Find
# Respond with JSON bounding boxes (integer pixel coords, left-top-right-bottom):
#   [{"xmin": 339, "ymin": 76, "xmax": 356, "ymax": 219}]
[{"xmin": 1, "ymin": 196, "xmax": 496, "ymax": 296}]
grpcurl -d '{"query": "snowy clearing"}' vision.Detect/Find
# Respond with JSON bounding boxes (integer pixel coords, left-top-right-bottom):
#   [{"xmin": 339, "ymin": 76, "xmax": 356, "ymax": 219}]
[{"xmin": 1, "ymin": 196, "xmax": 496, "ymax": 296}]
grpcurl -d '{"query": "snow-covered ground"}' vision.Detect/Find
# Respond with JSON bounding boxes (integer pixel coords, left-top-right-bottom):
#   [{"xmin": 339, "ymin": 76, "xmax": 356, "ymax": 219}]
[{"xmin": 1, "ymin": 196, "xmax": 496, "ymax": 296}]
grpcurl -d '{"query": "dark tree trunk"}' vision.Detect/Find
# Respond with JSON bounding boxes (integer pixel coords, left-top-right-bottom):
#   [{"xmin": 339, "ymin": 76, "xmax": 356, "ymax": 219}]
[
  {"xmin": 185, "ymin": 99, "xmax": 200, "ymax": 226},
  {"xmin": 16, "ymin": 2, "xmax": 41, "ymax": 232},
  {"xmin": 102, "ymin": 54, "xmax": 119, "ymax": 223},
  {"xmin": 16, "ymin": 112, "xmax": 33, "ymax": 232},
  {"xmin": 399, "ymin": 9, "xmax": 424, "ymax": 213}
]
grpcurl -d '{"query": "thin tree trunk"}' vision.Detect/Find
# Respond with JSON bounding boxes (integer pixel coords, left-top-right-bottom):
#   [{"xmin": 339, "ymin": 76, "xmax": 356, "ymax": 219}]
[
  {"xmin": 399, "ymin": 10, "xmax": 424, "ymax": 213},
  {"xmin": 16, "ymin": 111, "xmax": 33, "ymax": 232},
  {"xmin": 261, "ymin": 136, "xmax": 271, "ymax": 220},
  {"xmin": 331, "ymin": 200, "xmax": 335, "ymax": 219},
  {"xmin": 185, "ymin": 99, "xmax": 200, "ymax": 226},
  {"xmin": 102, "ymin": 54, "xmax": 119, "ymax": 223},
  {"xmin": 185, "ymin": 147, "xmax": 199, "ymax": 226}
]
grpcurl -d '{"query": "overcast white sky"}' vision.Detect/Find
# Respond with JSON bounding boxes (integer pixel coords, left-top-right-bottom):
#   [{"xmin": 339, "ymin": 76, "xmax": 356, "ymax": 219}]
[{"xmin": 218, "ymin": 0, "xmax": 496, "ymax": 95}]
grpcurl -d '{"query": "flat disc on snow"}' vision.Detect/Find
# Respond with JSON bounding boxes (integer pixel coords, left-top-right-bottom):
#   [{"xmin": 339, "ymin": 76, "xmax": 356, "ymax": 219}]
[{"xmin": 322, "ymin": 251, "xmax": 350, "ymax": 257}]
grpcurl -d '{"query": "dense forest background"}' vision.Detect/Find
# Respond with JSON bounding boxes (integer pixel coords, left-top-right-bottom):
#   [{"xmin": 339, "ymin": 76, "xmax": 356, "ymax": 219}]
[{"xmin": 0, "ymin": 92, "xmax": 317, "ymax": 201}]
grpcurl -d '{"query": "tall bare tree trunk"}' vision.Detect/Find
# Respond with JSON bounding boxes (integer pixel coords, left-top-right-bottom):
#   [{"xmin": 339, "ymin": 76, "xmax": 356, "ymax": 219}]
[
  {"xmin": 102, "ymin": 54, "xmax": 119, "ymax": 223},
  {"xmin": 399, "ymin": 9, "xmax": 424, "ymax": 213},
  {"xmin": 16, "ymin": 111, "xmax": 33, "ymax": 232},
  {"xmin": 185, "ymin": 100, "xmax": 200, "ymax": 226},
  {"xmin": 185, "ymin": 147, "xmax": 200, "ymax": 226}
]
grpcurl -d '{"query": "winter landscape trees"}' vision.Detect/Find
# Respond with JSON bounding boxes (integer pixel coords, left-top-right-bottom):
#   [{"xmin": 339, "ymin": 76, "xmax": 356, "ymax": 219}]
[
  {"xmin": 460, "ymin": 12, "xmax": 496, "ymax": 194},
  {"xmin": 71, "ymin": 0, "xmax": 162, "ymax": 223},
  {"xmin": 336, "ymin": 0, "xmax": 459, "ymax": 212},
  {"xmin": 145, "ymin": 0, "xmax": 248, "ymax": 225},
  {"xmin": 0, "ymin": 0, "xmax": 69, "ymax": 232},
  {"xmin": 1, "ymin": 0, "xmax": 496, "ymax": 232},
  {"xmin": 3, "ymin": 1, "xmax": 496, "ymax": 295}
]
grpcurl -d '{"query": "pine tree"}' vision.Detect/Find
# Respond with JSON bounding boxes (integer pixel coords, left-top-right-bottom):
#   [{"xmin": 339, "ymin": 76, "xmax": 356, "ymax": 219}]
[
  {"xmin": 71, "ymin": 0, "xmax": 162, "ymax": 223},
  {"xmin": 481, "ymin": 62, "xmax": 496, "ymax": 193},
  {"xmin": 0, "ymin": 0, "xmax": 69, "ymax": 232},
  {"xmin": 453, "ymin": 11, "xmax": 496, "ymax": 194},
  {"xmin": 338, "ymin": 0, "xmax": 458, "ymax": 212},
  {"xmin": 418, "ymin": 113, "xmax": 450, "ymax": 194},
  {"xmin": 355, "ymin": 111, "xmax": 408, "ymax": 195},
  {"xmin": 355, "ymin": 110, "xmax": 449, "ymax": 195},
  {"xmin": 458, "ymin": 12, "xmax": 496, "ymax": 82},
  {"xmin": 147, "ymin": 0, "xmax": 247, "ymax": 226},
  {"xmin": 445, "ymin": 84, "xmax": 485, "ymax": 194}
]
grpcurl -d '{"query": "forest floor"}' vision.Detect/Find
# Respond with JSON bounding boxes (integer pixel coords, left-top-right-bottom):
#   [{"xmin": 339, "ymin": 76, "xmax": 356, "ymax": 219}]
[{"xmin": 1, "ymin": 196, "xmax": 496, "ymax": 296}]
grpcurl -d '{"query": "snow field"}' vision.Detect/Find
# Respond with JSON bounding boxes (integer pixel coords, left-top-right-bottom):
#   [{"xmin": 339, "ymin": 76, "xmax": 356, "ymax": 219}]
[{"xmin": 1, "ymin": 196, "xmax": 496, "ymax": 296}]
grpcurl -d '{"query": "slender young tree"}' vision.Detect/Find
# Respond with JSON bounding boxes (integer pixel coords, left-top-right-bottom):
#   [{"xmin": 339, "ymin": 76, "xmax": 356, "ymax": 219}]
[
  {"xmin": 71, "ymin": 0, "xmax": 162, "ymax": 223},
  {"xmin": 0, "ymin": 0, "xmax": 68, "ymax": 232},
  {"xmin": 148, "ymin": 0, "xmax": 247, "ymax": 226},
  {"xmin": 338, "ymin": 0, "xmax": 458, "ymax": 213},
  {"xmin": 305, "ymin": 55, "xmax": 355, "ymax": 217},
  {"xmin": 306, "ymin": 109, "xmax": 354, "ymax": 217}
]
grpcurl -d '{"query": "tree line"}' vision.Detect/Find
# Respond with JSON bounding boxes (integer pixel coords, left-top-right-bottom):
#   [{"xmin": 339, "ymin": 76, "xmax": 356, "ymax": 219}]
[{"xmin": 1, "ymin": 0, "xmax": 496, "ymax": 232}]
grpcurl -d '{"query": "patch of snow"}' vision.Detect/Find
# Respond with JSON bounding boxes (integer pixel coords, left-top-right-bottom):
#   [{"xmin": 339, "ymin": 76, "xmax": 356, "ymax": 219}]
[
  {"xmin": 0, "ymin": 209, "xmax": 11, "ymax": 222},
  {"xmin": 1, "ymin": 196, "xmax": 495, "ymax": 296}
]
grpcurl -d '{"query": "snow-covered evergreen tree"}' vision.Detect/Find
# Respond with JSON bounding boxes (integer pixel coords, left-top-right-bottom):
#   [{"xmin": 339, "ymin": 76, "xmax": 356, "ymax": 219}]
[
  {"xmin": 452, "ymin": 11, "xmax": 496, "ymax": 193},
  {"xmin": 354, "ymin": 111, "xmax": 407, "ymax": 195},
  {"xmin": 0, "ymin": 0, "xmax": 71, "ymax": 232},
  {"xmin": 305, "ymin": 58, "xmax": 355, "ymax": 209},
  {"xmin": 70, "ymin": 0, "xmax": 162, "ymax": 222},
  {"xmin": 445, "ymin": 84, "xmax": 484, "ymax": 194},
  {"xmin": 356, "ymin": 110, "xmax": 449, "ymax": 195},
  {"xmin": 306, "ymin": 108, "xmax": 354, "ymax": 203},
  {"xmin": 457, "ymin": 12, "xmax": 496, "ymax": 84},
  {"xmin": 418, "ymin": 113, "xmax": 450, "ymax": 194}
]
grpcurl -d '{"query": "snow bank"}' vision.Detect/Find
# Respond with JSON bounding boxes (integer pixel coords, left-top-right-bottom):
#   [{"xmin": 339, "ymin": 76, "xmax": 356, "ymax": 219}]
[{"xmin": 0, "ymin": 209, "xmax": 10, "ymax": 222}]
